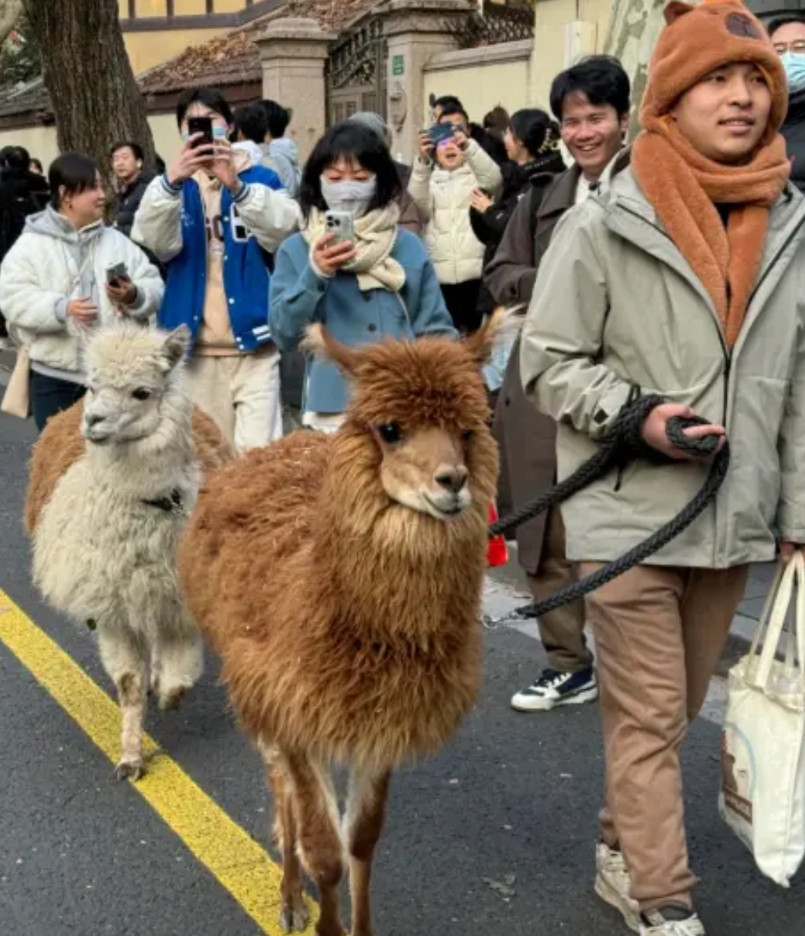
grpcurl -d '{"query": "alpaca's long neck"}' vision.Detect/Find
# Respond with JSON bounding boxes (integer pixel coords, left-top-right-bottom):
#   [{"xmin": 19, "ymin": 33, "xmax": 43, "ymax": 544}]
[{"xmin": 88, "ymin": 389, "xmax": 196, "ymax": 500}]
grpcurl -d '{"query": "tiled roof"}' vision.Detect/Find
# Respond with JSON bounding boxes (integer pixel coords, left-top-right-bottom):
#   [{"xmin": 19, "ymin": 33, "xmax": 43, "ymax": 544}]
[
  {"xmin": 138, "ymin": 25, "xmax": 262, "ymax": 95},
  {"xmin": 139, "ymin": 0, "xmax": 379, "ymax": 96},
  {"xmin": 0, "ymin": 0, "xmax": 381, "ymax": 119}
]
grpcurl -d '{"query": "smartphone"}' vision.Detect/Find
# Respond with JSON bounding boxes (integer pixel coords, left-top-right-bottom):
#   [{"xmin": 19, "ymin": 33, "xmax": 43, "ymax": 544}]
[
  {"xmin": 325, "ymin": 210, "xmax": 354, "ymax": 246},
  {"xmin": 187, "ymin": 116, "xmax": 213, "ymax": 148},
  {"xmin": 428, "ymin": 124, "xmax": 455, "ymax": 146},
  {"xmin": 106, "ymin": 262, "xmax": 129, "ymax": 285}
]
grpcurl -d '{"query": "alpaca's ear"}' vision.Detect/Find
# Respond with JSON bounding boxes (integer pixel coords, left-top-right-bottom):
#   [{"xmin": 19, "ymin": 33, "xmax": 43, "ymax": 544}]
[
  {"xmin": 301, "ymin": 323, "xmax": 362, "ymax": 376},
  {"xmin": 161, "ymin": 325, "xmax": 192, "ymax": 371},
  {"xmin": 464, "ymin": 308, "xmax": 518, "ymax": 366}
]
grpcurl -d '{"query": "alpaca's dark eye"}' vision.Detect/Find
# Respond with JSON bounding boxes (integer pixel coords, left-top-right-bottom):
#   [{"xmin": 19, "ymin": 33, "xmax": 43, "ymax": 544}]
[
  {"xmin": 132, "ymin": 388, "xmax": 152, "ymax": 401},
  {"xmin": 378, "ymin": 423, "xmax": 403, "ymax": 445}
]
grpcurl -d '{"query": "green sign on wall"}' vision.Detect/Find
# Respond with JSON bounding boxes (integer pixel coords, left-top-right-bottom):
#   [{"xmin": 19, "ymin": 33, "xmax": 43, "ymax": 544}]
[{"xmin": 392, "ymin": 54, "xmax": 405, "ymax": 76}]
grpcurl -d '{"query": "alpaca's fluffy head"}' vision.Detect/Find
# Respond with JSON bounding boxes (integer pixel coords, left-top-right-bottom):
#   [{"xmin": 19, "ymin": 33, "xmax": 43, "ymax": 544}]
[
  {"xmin": 304, "ymin": 315, "xmax": 503, "ymax": 522},
  {"xmin": 81, "ymin": 322, "xmax": 191, "ymax": 445}
]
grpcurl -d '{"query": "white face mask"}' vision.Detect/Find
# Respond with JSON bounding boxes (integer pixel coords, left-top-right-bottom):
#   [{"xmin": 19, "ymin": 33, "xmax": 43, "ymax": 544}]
[{"xmin": 320, "ymin": 175, "xmax": 378, "ymax": 218}]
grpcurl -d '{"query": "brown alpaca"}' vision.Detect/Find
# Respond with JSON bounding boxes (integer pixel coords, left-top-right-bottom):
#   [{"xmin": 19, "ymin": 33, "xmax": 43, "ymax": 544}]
[
  {"xmin": 178, "ymin": 319, "xmax": 501, "ymax": 936},
  {"xmin": 25, "ymin": 399, "xmax": 232, "ymax": 535}
]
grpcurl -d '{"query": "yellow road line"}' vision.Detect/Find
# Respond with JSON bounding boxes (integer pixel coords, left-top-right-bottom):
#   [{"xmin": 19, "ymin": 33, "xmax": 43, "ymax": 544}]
[{"xmin": 0, "ymin": 587, "xmax": 315, "ymax": 934}]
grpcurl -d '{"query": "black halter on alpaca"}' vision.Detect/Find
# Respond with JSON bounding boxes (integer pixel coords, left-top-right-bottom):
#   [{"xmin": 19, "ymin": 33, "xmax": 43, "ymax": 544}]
[{"xmin": 142, "ymin": 489, "xmax": 184, "ymax": 514}]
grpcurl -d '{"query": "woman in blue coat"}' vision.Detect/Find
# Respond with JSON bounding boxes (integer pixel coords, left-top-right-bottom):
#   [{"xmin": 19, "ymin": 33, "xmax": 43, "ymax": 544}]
[{"xmin": 269, "ymin": 121, "xmax": 455, "ymax": 430}]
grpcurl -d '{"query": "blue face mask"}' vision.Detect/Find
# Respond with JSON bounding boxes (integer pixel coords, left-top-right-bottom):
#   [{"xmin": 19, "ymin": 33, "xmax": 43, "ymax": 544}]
[{"xmin": 781, "ymin": 52, "xmax": 805, "ymax": 95}]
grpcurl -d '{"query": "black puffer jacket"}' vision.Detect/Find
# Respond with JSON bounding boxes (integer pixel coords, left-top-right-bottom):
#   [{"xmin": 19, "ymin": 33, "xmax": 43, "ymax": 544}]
[
  {"xmin": 114, "ymin": 172, "xmax": 153, "ymax": 238},
  {"xmin": 0, "ymin": 168, "xmax": 50, "ymax": 261},
  {"xmin": 782, "ymin": 90, "xmax": 805, "ymax": 193},
  {"xmin": 470, "ymin": 150, "xmax": 566, "ymax": 315}
]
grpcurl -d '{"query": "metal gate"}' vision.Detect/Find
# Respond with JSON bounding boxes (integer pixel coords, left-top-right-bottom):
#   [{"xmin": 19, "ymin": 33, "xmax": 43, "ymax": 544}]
[{"xmin": 326, "ymin": 16, "xmax": 387, "ymax": 126}]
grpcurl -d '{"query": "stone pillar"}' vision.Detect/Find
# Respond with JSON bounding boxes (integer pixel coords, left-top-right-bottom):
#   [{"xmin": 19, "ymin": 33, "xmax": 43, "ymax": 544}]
[
  {"xmin": 381, "ymin": 0, "xmax": 474, "ymax": 165},
  {"xmin": 255, "ymin": 17, "xmax": 336, "ymax": 164}
]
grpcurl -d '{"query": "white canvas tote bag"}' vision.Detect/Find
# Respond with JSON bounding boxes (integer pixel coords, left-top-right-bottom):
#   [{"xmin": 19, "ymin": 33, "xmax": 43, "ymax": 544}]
[{"xmin": 720, "ymin": 554, "xmax": 805, "ymax": 887}]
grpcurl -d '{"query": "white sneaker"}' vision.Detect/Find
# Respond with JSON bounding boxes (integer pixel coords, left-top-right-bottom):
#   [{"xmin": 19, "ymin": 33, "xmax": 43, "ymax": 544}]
[
  {"xmin": 510, "ymin": 666, "xmax": 598, "ymax": 712},
  {"xmin": 594, "ymin": 842, "xmax": 641, "ymax": 933},
  {"xmin": 640, "ymin": 908, "xmax": 705, "ymax": 935}
]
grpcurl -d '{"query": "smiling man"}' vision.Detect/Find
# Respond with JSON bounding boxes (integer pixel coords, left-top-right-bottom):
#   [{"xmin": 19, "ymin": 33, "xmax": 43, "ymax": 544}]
[
  {"xmin": 484, "ymin": 56, "xmax": 629, "ymax": 720},
  {"xmin": 521, "ymin": 2, "xmax": 805, "ymax": 934}
]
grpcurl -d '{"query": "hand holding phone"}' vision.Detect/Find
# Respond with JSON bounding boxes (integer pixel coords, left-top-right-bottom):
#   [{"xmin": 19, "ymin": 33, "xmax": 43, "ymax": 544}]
[
  {"xmin": 428, "ymin": 124, "xmax": 456, "ymax": 147},
  {"xmin": 106, "ymin": 262, "xmax": 128, "ymax": 286},
  {"xmin": 167, "ymin": 118, "xmax": 217, "ymax": 186},
  {"xmin": 187, "ymin": 116, "xmax": 213, "ymax": 149},
  {"xmin": 324, "ymin": 210, "xmax": 355, "ymax": 247},
  {"xmin": 106, "ymin": 263, "xmax": 137, "ymax": 307},
  {"xmin": 313, "ymin": 230, "xmax": 357, "ymax": 277}
]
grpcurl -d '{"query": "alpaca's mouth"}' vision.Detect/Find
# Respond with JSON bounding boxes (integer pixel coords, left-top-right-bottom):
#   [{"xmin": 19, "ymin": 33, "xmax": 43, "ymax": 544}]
[{"xmin": 421, "ymin": 493, "xmax": 468, "ymax": 520}]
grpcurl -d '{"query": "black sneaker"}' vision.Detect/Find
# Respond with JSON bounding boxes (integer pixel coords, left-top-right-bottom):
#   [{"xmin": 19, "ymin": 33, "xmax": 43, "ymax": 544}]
[
  {"xmin": 640, "ymin": 906, "xmax": 705, "ymax": 935},
  {"xmin": 510, "ymin": 666, "xmax": 598, "ymax": 712}
]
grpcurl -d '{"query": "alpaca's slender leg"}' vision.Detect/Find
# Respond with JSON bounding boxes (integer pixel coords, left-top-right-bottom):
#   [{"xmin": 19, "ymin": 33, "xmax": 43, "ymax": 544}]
[
  {"xmin": 97, "ymin": 625, "xmax": 148, "ymax": 780},
  {"xmin": 153, "ymin": 616, "xmax": 203, "ymax": 711},
  {"xmin": 284, "ymin": 752, "xmax": 345, "ymax": 936},
  {"xmin": 344, "ymin": 767, "xmax": 391, "ymax": 936},
  {"xmin": 264, "ymin": 751, "xmax": 310, "ymax": 933}
]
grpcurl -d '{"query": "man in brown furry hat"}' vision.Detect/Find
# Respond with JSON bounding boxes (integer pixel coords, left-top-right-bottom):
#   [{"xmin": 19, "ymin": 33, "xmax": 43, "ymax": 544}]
[{"xmin": 521, "ymin": 1, "xmax": 805, "ymax": 933}]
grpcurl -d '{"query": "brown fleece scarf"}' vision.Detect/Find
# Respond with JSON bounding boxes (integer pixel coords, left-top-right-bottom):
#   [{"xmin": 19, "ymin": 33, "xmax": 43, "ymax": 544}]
[{"xmin": 632, "ymin": 118, "xmax": 789, "ymax": 347}]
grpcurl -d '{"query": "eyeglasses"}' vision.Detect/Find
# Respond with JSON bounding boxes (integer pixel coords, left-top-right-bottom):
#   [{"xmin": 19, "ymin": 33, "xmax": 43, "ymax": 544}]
[{"xmin": 774, "ymin": 39, "xmax": 805, "ymax": 55}]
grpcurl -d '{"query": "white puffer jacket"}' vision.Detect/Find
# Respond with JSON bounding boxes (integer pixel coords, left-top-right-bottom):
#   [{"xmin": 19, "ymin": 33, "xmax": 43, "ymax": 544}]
[
  {"xmin": 408, "ymin": 140, "xmax": 502, "ymax": 285},
  {"xmin": 0, "ymin": 207, "xmax": 163, "ymax": 378}
]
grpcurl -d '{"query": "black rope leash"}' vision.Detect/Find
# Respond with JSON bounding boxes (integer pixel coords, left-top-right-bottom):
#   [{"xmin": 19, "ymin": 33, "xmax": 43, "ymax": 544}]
[{"xmin": 489, "ymin": 395, "xmax": 730, "ymax": 618}]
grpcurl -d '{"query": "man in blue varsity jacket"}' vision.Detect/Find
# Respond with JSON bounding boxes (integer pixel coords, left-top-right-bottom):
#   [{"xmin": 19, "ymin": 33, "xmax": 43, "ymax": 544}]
[{"xmin": 133, "ymin": 86, "xmax": 300, "ymax": 451}]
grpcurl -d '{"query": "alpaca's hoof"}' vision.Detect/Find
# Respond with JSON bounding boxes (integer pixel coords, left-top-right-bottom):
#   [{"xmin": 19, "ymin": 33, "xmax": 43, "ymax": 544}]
[
  {"xmin": 115, "ymin": 757, "xmax": 144, "ymax": 782},
  {"xmin": 158, "ymin": 686, "xmax": 186, "ymax": 712},
  {"xmin": 279, "ymin": 902, "xmax": 310, "ymax": 933}
]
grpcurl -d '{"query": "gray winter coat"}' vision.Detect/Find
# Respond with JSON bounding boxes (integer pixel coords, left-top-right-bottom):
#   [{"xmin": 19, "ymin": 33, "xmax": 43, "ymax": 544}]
[{"xmin": 521, "ymin": 163, "xmax": 805, "ymax": 568}]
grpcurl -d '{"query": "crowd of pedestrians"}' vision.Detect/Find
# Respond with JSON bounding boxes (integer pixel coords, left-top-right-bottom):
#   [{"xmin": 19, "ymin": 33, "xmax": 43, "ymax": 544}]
[{"xmin": 4, "ymin": 3, "xmax": 805, "ymax": 932}]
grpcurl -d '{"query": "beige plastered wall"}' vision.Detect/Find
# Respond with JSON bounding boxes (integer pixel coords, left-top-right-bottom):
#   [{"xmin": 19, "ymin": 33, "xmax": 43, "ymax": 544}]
[
  {"xmin": 423, "ymin": 41, "xmax": 536, "ymax": 119},
  {"xmin": 530, "ymin": 0, "xmax": 614, "ymax": 109},
  {"xmin": 0, "ymin": 113, "xmax": 182, "ymax": 174},
  {"xmin": 421, "ymin": 0, "xmax": 614, "ymax": 126}
]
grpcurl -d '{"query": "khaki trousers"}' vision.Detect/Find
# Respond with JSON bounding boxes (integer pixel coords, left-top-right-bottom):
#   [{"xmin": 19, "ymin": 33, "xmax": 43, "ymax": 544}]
[
  {"xmin": 187, "ymin": 349, "xmax": 282, "ymax": 454},
  {"xmin": 526, "ymin": 507, "xmax": 592, "ymax": 673},
  {"xmin": 580, "ymin": 562, "xmax": 749, "ymax": 912}
]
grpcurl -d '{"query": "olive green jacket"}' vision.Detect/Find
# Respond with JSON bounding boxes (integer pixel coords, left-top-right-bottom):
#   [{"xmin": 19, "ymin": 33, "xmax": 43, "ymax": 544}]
[{"xmin": 521, "ymin": 162, "xmax": 805, "ymax": 568}]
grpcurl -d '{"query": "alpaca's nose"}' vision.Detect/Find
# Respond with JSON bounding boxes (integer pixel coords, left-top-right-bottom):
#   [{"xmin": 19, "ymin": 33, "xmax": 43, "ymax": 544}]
[
  {"xmin": 86, "ymin": 413, "xmax": 105, "ymax": 428},
  {"xmin": 434, "ymin": 465, "xmax": 469, "ymax": 494}
]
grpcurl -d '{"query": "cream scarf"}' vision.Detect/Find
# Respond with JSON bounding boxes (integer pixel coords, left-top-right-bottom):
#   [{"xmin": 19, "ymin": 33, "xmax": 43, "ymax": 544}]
[{"xmin": 303, "ymin": 204, "xmax": 406, "ymax": 293}]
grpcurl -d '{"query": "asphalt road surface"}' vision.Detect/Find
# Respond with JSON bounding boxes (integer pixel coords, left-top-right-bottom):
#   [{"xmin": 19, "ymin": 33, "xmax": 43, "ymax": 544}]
[{"xmin": 1, "ymin": 408, "xmax": 804, "ymax": 936}]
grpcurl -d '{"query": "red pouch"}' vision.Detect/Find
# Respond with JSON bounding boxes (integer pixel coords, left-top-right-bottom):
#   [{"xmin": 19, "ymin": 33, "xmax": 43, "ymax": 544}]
[{"xmin": 487, "ymin": 503, "xmax": 509, "ymax": 568}]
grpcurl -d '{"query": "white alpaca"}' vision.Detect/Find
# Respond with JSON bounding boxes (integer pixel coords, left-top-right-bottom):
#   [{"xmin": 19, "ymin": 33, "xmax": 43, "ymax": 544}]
[{"xmin": 31, "ymin": 322, "xmax": 203, "ymax": 779}]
